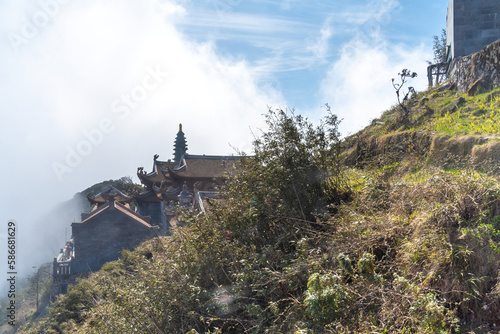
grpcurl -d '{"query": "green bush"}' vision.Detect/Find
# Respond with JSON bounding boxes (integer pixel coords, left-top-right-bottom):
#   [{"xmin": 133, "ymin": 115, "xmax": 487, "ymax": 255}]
[{"xmin": 304, "ymin": 272, "xmax": 353, "ymax": 326}]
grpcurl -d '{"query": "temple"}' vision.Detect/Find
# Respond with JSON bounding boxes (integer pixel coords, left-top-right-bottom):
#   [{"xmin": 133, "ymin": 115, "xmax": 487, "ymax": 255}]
[
  {"xmin": 53, "ymin": 125, "xmax": 244, "ymax": 292},
  {"xmin": 136, "ymin": 124, "xmax": 243, "ymax": 229}
]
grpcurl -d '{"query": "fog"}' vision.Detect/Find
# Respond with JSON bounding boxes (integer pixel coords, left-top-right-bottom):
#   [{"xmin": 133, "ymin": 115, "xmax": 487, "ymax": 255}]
[{"xmin": 0, "ymin": 0, "xmax": 444, "ymax": 294}]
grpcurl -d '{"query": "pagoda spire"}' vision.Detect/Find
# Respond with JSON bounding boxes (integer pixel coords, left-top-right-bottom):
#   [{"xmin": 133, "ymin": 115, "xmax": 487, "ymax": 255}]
[{"xmin": 173, "ymin": 123, "xmax": 187, "ymax": 163}]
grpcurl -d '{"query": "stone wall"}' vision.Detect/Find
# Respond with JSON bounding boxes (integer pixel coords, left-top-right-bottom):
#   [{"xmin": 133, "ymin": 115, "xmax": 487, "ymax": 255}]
[
  {"xmin": 447, "ymin": 0, "xmax": 500, "ymax": 58},
  {"xmin": 448, "ymin": 39, "xmax": 500, "ymax": 94},
  {"xmin": 72, "ymin": 202, "xmax": 156, "ymax": 272}
]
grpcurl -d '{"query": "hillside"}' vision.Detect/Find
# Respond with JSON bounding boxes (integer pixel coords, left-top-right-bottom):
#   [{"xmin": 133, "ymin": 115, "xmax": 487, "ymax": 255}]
[
  {"xmin": 343, "ymin": 85, "xmax": 500, "ymax": 170},
  {"xmin": 17, "ymin": 83, "xmax": 500, "ymax": 334}
]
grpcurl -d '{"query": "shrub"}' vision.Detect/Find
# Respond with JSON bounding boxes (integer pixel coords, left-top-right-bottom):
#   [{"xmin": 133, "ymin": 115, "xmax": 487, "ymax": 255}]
[{"xmin": 304, "ymin": 272, "xmax": 353, "ymax": 326}]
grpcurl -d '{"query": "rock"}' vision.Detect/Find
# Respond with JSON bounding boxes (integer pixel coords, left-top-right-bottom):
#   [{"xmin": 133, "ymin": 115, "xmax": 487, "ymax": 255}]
[
  {"xmin": 467, "ymin": 77, "xmax": 488, "ymax": 96},
  {"xmin": 479, "ymin": 137, "xmax": 491, "ymax": 144},
  {"xmin": 441, "ymin": 97, "xmax": 466, "ymax": 115},
  {"xmin": 448, "ymin": 39, "xmax": 500, "ymax": 93}
]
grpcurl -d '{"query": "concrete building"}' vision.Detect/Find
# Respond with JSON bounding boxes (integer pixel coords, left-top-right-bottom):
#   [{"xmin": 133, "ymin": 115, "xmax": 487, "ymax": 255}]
[{"xmin": 447, "ymin": 0, "xmax": 500, "ymax": 58}]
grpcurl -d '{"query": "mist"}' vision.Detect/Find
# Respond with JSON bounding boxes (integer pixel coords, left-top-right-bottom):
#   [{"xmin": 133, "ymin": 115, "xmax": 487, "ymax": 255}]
[
  {"xmin": 0, "ymin": 0, "xmax": 444, "ymax": 294},
  {"xmin": 0, "ymin": 0, "xmax": 282, "ymax": 294}
]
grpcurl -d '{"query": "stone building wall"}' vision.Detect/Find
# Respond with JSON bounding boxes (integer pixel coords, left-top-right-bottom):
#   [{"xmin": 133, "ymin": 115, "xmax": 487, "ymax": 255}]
[
  {"xmin": 448, "ymin": 39, "xmax": 500, "ymax": 94},
  {"xmin": 447, "ymin": 0, "xmax": 500, "ymax": 58},
  {"xmin": 71, "ymin": 202, "xmax": 156, "ymax": 272}
]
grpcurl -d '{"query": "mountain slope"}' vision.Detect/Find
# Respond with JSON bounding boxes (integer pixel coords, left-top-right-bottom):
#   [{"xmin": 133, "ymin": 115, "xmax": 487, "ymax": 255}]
[
  {"xmin": 22, "ymin": 87, "xmax": 500, "ymax": 333},
  {"xmin": 343, "ymin": 85, "xmax": 500, "ymax": 170}
]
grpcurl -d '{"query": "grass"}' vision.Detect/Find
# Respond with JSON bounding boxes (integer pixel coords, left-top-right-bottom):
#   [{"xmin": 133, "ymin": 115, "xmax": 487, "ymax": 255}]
[
  {"xmin": 19, "ymin": 86, "xmax": 500, "ymax": 334},
  {"xmin": 358, "ymin": 86, "xmax": 500, "ymax": 140},
  {"xmin": 23, "ymin": 167, "xmax": 500, "ymax": 333},
  {"xmin": 431, "ymin": 94, "xmax": 500, "ymax": 135}
]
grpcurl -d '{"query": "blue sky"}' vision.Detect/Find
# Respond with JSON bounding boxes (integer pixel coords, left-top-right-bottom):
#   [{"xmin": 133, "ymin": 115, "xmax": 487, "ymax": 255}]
[{"xmin": 0, "ymin": 0, "xmax": 448, "ymax": 281}]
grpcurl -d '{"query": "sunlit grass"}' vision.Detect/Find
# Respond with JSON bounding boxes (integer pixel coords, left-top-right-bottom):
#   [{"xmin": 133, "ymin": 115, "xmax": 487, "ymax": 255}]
[{"xmin": 425, "ymin": 89, "xmax": 500, "ymax": 135}]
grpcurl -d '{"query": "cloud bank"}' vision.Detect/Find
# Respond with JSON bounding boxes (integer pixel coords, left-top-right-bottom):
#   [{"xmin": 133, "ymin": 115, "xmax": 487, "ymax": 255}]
[
  {"xmin": 321, "ymin": 40, "xmax": 431, "ymax": 136},
  {"xmin": 0, "ymin": 0, "xmax": 441, "ymax": 287},
  {"xmin": 0, "ymin": 0, "xmax": 283, "ymax": 281}
]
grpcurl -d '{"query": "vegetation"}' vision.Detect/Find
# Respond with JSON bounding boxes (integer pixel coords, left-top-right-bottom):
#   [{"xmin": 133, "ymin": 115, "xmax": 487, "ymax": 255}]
[
  {"xmin": 346, "ymin": 86, "xmax": 500, "ymax": 141},
  {"xmin": 432, "ymin": 29, "xmax": 448, "ymax": 64},
  {"xmin": 428, "ymin": 29, "xmax": 448, "ymax": 86},
  {"xmin": 392, "ymin": 69, "xmax": 418, "ymax": 122},
  {"xmin": 76, "ymin": 176, "xmax": 144, "ymax": 199},
  {"xmin": 19, "ymin": 84, "xmax": 500, "ymax": 333},
  {"xmin": 433, "ymin": 93, "xmax": 500, "ymax": 135},
  {"xmin": 0, "ymin": 264, "xmax": 53, "ymax": 334}
]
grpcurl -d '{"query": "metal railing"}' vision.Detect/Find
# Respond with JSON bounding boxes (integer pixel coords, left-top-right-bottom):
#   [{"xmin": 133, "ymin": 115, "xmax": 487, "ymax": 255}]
[
  {"xmin": 427, "ymin": 45, "xmax": 452, "ymax": 87},
  {"xmin": 53, "ymin": 258, "xmax": 72, "ymax": 276}
]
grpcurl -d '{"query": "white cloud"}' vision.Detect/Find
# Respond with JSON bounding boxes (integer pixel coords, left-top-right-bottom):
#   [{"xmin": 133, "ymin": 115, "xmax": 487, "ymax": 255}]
[
  {"xmin": 0, "ymin": 0, "xmax": 439, "ymax": 288},
  {"xmin": 307, "ymin": 17, "xmax": 333, "ymax": 60},
  {"xmin": 321, "ymin": 39, "xmax": 431, "ymax": 136},
  {"xmin": 315, "ymin": 0, "xmax": 432, "ymax": 137},
  {"xmin": 157, "ymin": 1, "xmax": 187, "ymax": 17},
  {"xmin": 2, "ymin": 0, "xmax": 283, "ymax": 186},
  {"xmin": 180, "ymin": 11, "xmax": 309, "ymax": 34},
  {"xmin": 0, "ymin": 0, "xmax": 284, "ymax": 281}
]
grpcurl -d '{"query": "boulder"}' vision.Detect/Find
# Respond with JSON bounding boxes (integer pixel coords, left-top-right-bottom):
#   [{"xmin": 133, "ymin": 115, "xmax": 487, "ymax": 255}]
[{"xmin": 440, "ymin": 97, "xmax": 466, "ymax": 115}]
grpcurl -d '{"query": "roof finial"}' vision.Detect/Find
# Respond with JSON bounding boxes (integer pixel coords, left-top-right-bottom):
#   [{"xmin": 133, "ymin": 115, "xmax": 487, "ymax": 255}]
[{"xmin": 179, "ymin": 123, "xmax": 182, "ymax": 132}]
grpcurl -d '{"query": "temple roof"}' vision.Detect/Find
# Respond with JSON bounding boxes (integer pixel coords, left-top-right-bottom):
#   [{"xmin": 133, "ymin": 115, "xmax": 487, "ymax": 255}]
[
  {"xmin": 134, "ymin": 189, "xmax": 163, "ymax": 203},
  {"xmin": 137, "ymin": 157, "xmax": 178, "ymax": 185},
  {"xmin": 114, "ymin": 202, "xmax": 153, "ymax": 227},
  {"xmin": 167, "ymin": 154, "xmax": 242, "ymax": 179},
  {"xmin": 78, "ymin": 201, "xmax": 152, "ymax": 228},
  {"xmin": 87, "ymin": 185, "xmax": 133, "ymax": 205},
  {"xmin": 136, "ymin": 124, "xmax": 245, "ymax": 188},
  {"xmin": 138, "ymin": 154, "xmax": 243, "ymax": 186}
]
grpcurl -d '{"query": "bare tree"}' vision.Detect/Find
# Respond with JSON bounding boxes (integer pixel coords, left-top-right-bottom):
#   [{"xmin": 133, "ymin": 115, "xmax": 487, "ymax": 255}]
[{"xmin": 392, "ymin": 69, "xmax": 417, "ymax": 121}]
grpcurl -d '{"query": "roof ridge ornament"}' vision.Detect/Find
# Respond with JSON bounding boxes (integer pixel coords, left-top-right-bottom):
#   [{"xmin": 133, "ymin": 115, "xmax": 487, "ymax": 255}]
[{"xmin": 178, "ymin": 181, "xmax": 193, "ymax": 207}]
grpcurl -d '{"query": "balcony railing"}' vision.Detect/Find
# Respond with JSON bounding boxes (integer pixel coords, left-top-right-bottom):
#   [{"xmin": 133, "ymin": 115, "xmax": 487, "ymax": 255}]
[{"xmin": 53, "ymin": 258, "xmax": 72, "ymax": 276}]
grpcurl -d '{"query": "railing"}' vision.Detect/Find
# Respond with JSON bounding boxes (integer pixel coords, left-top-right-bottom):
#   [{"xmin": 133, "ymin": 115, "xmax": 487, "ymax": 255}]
[
  {"xmin": 53, "ymin": 258, "xmax": 72, "ymax": 276},
  {"xmin": 427, "ymin": 45, "xmax": 452, "ymax": 87}
]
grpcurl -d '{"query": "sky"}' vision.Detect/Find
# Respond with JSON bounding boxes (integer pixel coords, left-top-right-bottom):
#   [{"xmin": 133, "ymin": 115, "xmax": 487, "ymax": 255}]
[{"xmin": 0, "ymin": 0, "xmax": 448, "ymax": 287}]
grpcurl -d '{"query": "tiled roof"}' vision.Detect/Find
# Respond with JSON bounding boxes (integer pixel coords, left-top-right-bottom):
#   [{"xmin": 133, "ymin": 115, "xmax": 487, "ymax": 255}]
[
  {"xmin": 80, "ymin": 202, "xmax": 110, "ymax": 223},
  {"xmin": 115, "ymin": 202, "xmax": 152, "ymax": 227},
  {"xmin": 87, "ymin": 185, "xmax": 133, "ymax": 204},
  {"xmin": 138, "ymin": 159, "xmax": 178, "ymax": 184},
  {"xmin": 77, "ymin": 201, "xmax": 153, "ymax": 228},
  {"xmin": 134, "ymin": 189, "xmax": 162, "ymax": 203},
  {"xmin": 169, "ymin": 155, "xmax": 242, "ymax": 178}
]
